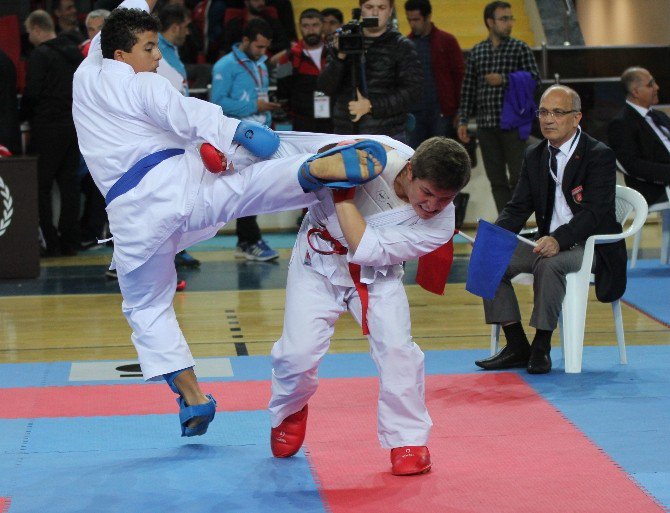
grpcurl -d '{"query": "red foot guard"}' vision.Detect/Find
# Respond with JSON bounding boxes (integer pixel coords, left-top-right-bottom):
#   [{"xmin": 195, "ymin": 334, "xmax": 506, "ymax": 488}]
[
  {"xmin": 390, "ymin": 446, "xmax": 432, "ymax": 476},
  {"xmin": 271, "ymin": 405, "xmax": 308, "ymax": 458}
]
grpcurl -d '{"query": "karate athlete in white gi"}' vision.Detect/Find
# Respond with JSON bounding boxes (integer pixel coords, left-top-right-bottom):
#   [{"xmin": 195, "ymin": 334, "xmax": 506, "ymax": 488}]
[
  {"xmin": 72, "ymin": 0, "xmax": 388, "ymax": 437},
  {"xmin": 268, "ymin": 135, "xmax": 472, "ymax": 475}
]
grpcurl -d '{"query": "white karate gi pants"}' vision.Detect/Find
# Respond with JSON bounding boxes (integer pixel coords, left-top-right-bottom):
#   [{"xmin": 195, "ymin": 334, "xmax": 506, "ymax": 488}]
[
  {"xmin": 118, "ymin": 154, "xmax": 317, "ymax": 380},
  {"xmin": 269, "ymin": 244, "xmax": 433, "ymax": 449}
]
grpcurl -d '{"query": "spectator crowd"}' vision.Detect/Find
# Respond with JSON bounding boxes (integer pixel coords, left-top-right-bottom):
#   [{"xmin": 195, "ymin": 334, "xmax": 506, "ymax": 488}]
[{"xmin": 0, "ymin": 0, "xmax": 668, "ymax": 268}]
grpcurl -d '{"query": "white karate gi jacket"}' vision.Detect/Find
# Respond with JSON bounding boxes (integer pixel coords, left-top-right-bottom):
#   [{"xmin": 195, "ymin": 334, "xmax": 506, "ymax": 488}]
[{"xmin": 72, "ymin": 0, "xmax": 240, "ymax": 275}]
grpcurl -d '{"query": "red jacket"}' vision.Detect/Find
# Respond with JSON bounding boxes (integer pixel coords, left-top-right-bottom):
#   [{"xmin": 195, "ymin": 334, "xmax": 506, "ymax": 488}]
[{"xmin": 408, "ymin": 24, "xmax": 464, "ymax": 117}]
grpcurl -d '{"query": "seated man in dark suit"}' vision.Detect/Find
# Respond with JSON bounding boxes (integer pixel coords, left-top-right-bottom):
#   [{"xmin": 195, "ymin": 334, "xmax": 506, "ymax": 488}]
[
  {"xmin": 608, "ymin": 66, "xmax": 670, "ymax": 206},
  {"xmin": 475, "ymin": 85, "xmax": 626, "ymax": 374}
]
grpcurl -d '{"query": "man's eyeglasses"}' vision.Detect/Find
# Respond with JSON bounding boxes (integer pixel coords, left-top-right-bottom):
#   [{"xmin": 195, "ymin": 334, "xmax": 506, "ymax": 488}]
[
  {"xmin": 495, "ymin": 15, "xmax": 515, "ymax": 22},
  {"xmin": 536, "ymin": 109, "xmax": 578, "ymax": 119}
]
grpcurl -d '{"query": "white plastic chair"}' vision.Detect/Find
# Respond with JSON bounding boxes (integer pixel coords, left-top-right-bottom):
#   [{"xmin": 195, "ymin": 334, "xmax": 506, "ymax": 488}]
[
  {"xmin": 490, "ymin": 185, "xmax": 649, "ymax": 373},
  {"xmin": 616, "ymin": 161, "xmax": 670, "ymax": 267},
  {"xmin": 631, "ymin": 185, "xmax": 670, "ymax": 267}
]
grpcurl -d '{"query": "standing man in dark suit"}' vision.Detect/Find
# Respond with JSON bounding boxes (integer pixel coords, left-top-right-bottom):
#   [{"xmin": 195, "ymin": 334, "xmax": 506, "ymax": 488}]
[
  {"xmin": 21, "ymin": 10, "xmax": 83, "ymax": 256},
  {"xmin": 475, "ymin": 85, "xmax": 626, "ymax": 374},
  {"xmin": 608, "ymin": 67, "xmax": 670, "ymax": 206}
]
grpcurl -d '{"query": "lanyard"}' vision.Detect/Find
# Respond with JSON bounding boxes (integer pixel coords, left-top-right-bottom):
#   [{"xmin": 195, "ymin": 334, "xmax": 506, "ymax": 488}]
[
  {"xmin": 548, "ymin": 128, "xmax": 580, "ymax": 186},
  {"xmin": 235, "ymin": 54, "xmax": 264, "ymax": 89}
]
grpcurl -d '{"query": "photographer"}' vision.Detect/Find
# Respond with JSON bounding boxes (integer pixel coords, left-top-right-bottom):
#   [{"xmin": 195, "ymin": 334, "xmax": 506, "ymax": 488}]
[{"xmin": 317, "ymin": 0, "xmax": 422, "ymax": 142}]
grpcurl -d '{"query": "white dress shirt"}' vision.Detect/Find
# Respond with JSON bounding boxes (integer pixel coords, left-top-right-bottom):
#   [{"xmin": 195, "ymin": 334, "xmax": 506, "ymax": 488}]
[{"xmin": 549, "ymin": 128, "xmax": 581, "ymax": 233}]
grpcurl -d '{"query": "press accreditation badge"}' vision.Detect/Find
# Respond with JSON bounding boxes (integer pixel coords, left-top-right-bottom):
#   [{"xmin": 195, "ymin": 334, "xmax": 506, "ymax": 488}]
[{"xmin": 314, "ymin": 92, "xmax": 330, "ymax": 119}]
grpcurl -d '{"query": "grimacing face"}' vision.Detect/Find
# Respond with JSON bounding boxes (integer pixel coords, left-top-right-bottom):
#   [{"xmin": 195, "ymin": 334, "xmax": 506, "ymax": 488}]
[{"xmin": 404, "ymin": 167, "xmax": 459, "ymax": 220}]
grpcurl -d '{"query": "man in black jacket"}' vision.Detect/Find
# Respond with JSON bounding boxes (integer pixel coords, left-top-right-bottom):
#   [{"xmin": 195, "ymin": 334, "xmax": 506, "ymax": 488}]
[
  {"xmin": 608, "ymin": 67, "xmax": 670, "ymax": 206},
  {"xmin": 0, "ymin": 48, "xmax": 21, "ymax": 155},
  {"xmin": 475, "ymin": 85, "xmax": 626, "ymax": 374},
  {"xmin": 21, "ymin": 10, "xmax": 83, "ymax": 256},
  {"xmin": 317, "ymin": 0, "xmax": 422, "ymax": 142}
]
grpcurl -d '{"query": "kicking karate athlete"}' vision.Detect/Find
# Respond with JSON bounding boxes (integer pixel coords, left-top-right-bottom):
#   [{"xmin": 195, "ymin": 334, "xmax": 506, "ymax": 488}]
[
  {"xmin": 268, "ymin": 135, "xmax": 471, "ymax": 475},
  {"xmin": 72, "ymin": 0, "xmax": 388, "ymax": 438}
]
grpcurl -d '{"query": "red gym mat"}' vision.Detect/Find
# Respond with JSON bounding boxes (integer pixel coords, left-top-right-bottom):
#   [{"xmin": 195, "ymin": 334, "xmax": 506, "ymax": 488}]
[
  {"xmin": 0, "ymin": 374, "xmax": 663, "ymax": 512},
  {"xmin": 304, "ymin": 373, "xmax": 664, "ymax": 513},
  {"xmin": 0, "ymin": 381, "xmax": 269, "ymax": 418}
]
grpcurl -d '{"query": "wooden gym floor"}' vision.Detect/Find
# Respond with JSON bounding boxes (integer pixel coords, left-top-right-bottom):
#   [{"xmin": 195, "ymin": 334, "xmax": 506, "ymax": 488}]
[{"xmin": 1, "ymin": 222, "xmax": 668, "ymax": 366}]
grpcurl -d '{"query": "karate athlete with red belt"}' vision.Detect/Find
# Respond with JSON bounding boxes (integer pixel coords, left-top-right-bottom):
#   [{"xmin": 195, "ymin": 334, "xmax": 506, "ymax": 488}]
[{"xmin": 268, "ymin": 134, "xmax": 471, "ymax": 475}]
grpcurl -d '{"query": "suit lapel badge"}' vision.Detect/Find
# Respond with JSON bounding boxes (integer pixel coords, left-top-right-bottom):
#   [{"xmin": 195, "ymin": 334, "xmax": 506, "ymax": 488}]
[{"xmin": 571, "ymin": 185, "xmax": 584, "ymax": 203}]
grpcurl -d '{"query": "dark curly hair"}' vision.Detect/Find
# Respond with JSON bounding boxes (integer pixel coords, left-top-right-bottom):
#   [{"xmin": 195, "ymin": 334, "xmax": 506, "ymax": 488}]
[
  {"xmin": 410, "ymin": 137, "xmax": 471, "ymax": 192},
  {"xmin": 101, "ymin": 8, "xmax": 160, "ymax": 59}
]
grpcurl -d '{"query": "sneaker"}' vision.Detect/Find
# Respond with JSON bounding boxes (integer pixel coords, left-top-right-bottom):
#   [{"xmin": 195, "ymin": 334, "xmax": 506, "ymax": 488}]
[
  {"xmin": 175, "ymin": 250, "xmax": 201, "ymax": 268},
  {"xmin": 235, "ymin": 240, "xmax": 279, "ymax": 261},
  {"xmin": 105, "ymin": 268, "xmax": 118, "ymax": 280}
]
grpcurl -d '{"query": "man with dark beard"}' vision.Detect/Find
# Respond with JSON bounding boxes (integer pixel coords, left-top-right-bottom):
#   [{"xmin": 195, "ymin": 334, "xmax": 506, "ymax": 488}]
[
  {"xmin": 277, "ymin": 9, "xmax": 332, "ymax": 133},
  {"xmin": 221, "ymin": 0, "xmax": 289, "ymax": 58}
]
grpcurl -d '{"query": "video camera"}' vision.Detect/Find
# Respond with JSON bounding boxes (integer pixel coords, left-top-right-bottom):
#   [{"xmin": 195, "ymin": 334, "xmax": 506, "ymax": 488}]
[{"xmin": 338, "ymin": 8, "xmax": 378, "ymax": 55}]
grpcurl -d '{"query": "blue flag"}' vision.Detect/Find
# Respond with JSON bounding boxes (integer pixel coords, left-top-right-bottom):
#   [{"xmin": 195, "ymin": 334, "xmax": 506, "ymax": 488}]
[{"xmin": 466, "ymin": 220, "xmax": 520, "ymax": 300}]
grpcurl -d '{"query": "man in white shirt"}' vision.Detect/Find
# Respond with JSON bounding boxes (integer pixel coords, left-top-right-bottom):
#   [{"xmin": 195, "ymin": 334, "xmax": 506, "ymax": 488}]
[
  {"xmin": 72, "ymin": 0, "xmax": 387, "ymax": 437},
  {"xmin": 475, "ymin": 85, "xmax": 626, "ymax": 374}
]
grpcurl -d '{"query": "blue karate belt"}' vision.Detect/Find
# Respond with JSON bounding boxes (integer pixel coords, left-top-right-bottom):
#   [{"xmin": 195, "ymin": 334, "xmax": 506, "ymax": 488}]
[{"xmin": 105, "ymin": 148, "xmax": 185, "ymax": 206}]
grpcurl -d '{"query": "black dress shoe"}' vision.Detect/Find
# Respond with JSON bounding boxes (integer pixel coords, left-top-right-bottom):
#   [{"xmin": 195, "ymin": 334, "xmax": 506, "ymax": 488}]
[
  {"xmin": 475, "ymin": 345, "xmax": 530, "ymax": 370},
  {"xmin": 527, "ymin": 348, "xmax": 552, "ymax": 374}
]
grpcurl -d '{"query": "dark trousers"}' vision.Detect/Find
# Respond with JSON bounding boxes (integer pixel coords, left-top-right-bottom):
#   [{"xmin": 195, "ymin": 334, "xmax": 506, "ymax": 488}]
[
  {"xmin": 483, "ymin": 243, "xmax": 587, "ymax": 331},
  {"xmin": 30, "ymin": 125, "xmax": 81, "ymax": 253},
  {"xmin": 409, "ymin": 111, "xmax": 456, "ymax": 149},
  {"xmin": 236, "ymin": 216, "xmax": 261, "ymax": 245},
  {"xmin": 477, "ymin": 127, "xmax": 528, "ymax": 213},
  {"xmin": 292, "ymin": 116, "xmax": 333, "ymax": 134}
]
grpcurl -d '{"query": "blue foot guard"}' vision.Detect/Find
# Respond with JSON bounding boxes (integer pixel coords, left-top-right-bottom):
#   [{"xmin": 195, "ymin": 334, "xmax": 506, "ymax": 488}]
[
  {"xmin": 298, "ymin": 140, "xmax": 387, "ymax": 192},
  {"xmin": 164, "ymin": 367, "xmax": 217, "ymax": 437}
]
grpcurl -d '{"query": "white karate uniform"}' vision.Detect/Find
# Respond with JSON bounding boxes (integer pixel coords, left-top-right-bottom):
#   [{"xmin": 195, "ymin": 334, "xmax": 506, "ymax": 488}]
[
  {"xmin": 72, "ymin": 0, "xmax": 319, "ymax": 380},
  {"xmin": 268, "ymin": 133, "xmax": 456, "ymax": 449}
]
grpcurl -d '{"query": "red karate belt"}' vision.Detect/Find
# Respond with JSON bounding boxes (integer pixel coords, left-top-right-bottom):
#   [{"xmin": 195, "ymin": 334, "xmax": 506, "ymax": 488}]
[{"xmin": 307, "ymin": 226, "xmax": 370, "ymax": 335}]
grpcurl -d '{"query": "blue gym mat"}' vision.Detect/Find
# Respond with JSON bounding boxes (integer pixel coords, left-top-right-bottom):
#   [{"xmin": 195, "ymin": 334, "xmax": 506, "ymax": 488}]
[{"xmin": 623, "ymin": 260, "xmax": 670, "ymax": 327}]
